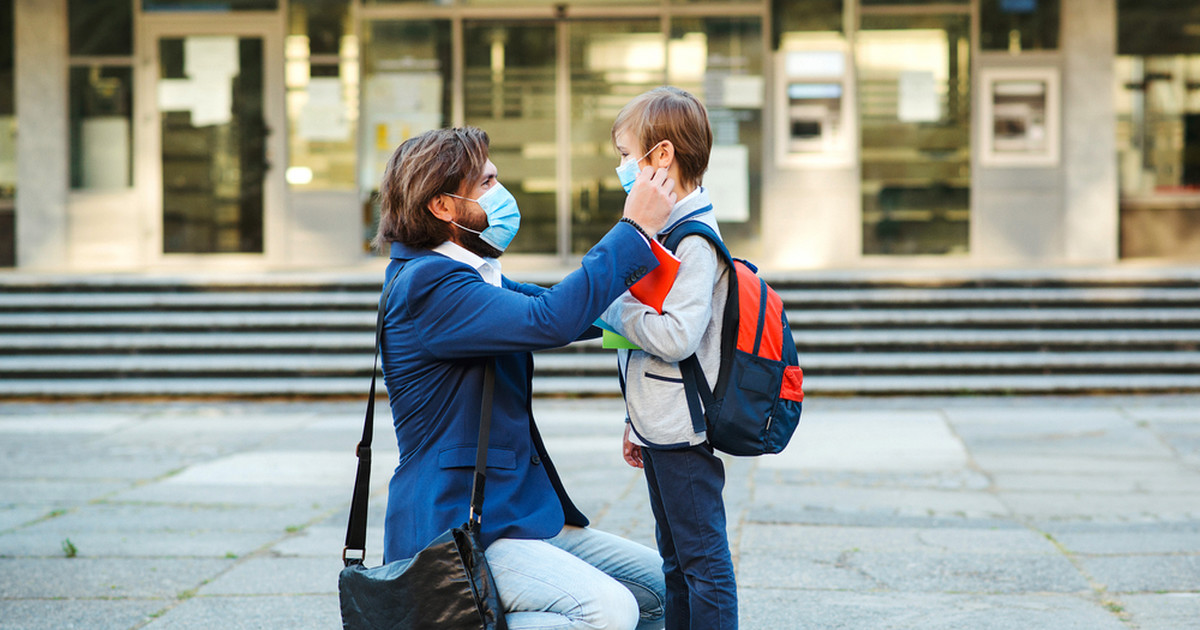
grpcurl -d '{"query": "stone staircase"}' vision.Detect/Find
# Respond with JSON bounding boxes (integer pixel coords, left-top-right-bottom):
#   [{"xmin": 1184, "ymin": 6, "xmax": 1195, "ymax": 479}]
[{"xmin": 2, "ymin": 267, "xmax": 1199, "ymax": 398}]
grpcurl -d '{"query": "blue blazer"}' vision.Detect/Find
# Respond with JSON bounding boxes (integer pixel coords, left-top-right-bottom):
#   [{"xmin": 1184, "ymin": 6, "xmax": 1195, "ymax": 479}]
[{"xmin": 380, "ymin": 222, "xmax": 658, "ymax": 562}]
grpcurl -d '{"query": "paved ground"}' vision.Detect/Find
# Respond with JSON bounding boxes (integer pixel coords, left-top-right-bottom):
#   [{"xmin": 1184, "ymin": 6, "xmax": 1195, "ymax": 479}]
[{"xmin": 1, "ymin": 395, "xmax": 1199, "ymax": 629}]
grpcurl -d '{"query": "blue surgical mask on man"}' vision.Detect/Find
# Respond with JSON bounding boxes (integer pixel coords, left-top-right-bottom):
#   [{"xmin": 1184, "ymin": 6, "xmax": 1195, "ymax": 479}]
[
  {"xmin": 444, "ymin": 182, "xmax": 521, "ymax": 252},
  {"xmin": 615, "ymin": 141, "xmax": 665, "ymax": 194}
]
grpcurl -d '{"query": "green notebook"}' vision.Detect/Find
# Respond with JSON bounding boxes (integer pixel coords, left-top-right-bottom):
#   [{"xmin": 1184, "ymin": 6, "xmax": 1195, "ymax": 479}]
[{"xmin": 602, "ymin": 329, "xmax": 640, "ymax": 350}]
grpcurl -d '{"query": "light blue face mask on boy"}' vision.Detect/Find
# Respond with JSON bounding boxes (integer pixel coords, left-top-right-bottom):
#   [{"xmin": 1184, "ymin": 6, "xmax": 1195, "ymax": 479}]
[
  {"xmin": 445, "ymin": 182, "xmax": 521, "ymax": 252},
  {"xmin": 615, "ymin": 141, "xmax": 665, "ymax": 194}
]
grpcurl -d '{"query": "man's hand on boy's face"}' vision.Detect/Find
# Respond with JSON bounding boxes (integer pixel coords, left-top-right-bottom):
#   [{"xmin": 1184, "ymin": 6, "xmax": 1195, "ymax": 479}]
[{"xmin": 622, "ymin": 166, "xmax": 676, "ymax": 235}]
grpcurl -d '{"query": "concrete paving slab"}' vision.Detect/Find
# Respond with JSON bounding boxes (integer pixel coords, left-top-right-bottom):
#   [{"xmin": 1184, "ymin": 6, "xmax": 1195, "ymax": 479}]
[
  {"xmin": 762, "ymin": 410, "xmax": 968, "ymax": 472},
  {"xmin": 753, "ymin": 484, "xmax": 1011, "ymax": 521},
  {"xmin": 1077, "ymin": 555, "xmax": 1200, "ymax": 593},
  {"xmin": 16, "ymin": 503, "xmax": 324, "ymax": 535},
  {"xmin": 0, "ymin": 598, "xmax": 166, "ymax": 630},
  {"xmin": 950, "ymin": 414, "xmax": 1174, "ymax": 459},
  {"xmin": 971, "ymin": 453, "xmax": 1193, "ymax": 475},
  {"xmin": 738, "ymin": 590, "xmax": 1127, "ymax": 630},
  {"xmin": 0, "ymin": 557, "xmax": 231, "ymax": 598},
  {"xmin": 0, "ymin": 530, "xmax": 279, "ymax": 558},
  {"xmin": 198, "ymin": 557, "xmax": 339, "ymax": 595},
  {"xmin": 990, "ymin": 471, "xmax": 1200, "ymax": 494},
  {"xmin": 0, "ymin": 506, "xmax": 50, "ymax": 532},
  {"xmin": 141, "ymin": 594, "xmax": 340, "ymax": 630},
  {"xmin": 0, "ymin": 414, "xmax": 141, "ymax": 434},
  {"xmin": 160, "ymin": 451, "xmax": 363, "ymax": 487},
  {"xmin": 1121, "ymin": 593, "xmax": 1200, "ymax": 630},
  {"xmin": 270, "ymin": 525, "xmax": 384, "ymax": 564},
  {"xmin": 739, "ymin": 527, "xmax": 1086, "ymax": 594},
  {"xmin": 111, "ymin": 482, "xmax": 350, "ymax": 507},
  {"xmin": 1120, "ymin": 406, "xmax": 1200, "ymax": 422},
  {"xmin": 0, "ymin": 480, "xmax": 129, "ymax": 506},
  {"xmin": 740, "ymin": 524, "xmax": 1058, "ymax": 555},
  {"xmin": 1048, "ymin": 530, "xmax": 1200, "ymax": 555},
  {"xmin": 997, "ymin": 491, "xmax": 1200, "ymax": 522},
  {"xmin": 3, "ymin": 396, "xmax": 1199, "ymax": 629},
  {"xmin": 764, "ymin": 467, "xmax": 992, "ymax": 491}
]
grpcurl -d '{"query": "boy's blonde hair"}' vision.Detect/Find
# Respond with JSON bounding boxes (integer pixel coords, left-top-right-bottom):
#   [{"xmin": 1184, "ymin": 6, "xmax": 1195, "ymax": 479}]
[{"xmin": 612, "ymin": 86, "xmax": 713, "ymax": 190}]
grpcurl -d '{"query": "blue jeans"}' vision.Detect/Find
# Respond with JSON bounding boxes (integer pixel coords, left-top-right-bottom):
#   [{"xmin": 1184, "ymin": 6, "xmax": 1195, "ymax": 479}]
[
  {"xmin": 485, "ymin": 525, "xmax": 666, "ymax": 630},
  {"xmin": 642, "ymin": 444, "xmax": 737, "ymax": 630}
]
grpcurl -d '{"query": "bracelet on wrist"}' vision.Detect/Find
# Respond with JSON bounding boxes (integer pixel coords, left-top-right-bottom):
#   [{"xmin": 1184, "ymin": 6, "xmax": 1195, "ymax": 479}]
[{"xmin": 619, "ymin": 217, "xmax": 651, "ymax": 240}]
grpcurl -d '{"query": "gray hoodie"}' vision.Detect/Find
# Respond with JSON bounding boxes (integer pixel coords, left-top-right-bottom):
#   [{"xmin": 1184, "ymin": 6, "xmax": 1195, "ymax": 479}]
[{"xmin": 601, "ymin": 187, "xmax": 729, "ymax": 448}]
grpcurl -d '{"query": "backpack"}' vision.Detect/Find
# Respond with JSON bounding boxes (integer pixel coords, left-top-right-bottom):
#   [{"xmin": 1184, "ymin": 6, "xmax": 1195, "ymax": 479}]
[{"xmin": 662, "ymin": 221, "xmax": 804, "ymax": 456}]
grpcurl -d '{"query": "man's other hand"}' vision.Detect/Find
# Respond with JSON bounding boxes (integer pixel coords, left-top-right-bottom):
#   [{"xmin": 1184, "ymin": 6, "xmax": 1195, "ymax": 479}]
[{"xmin": 622, "ymin": 166, "xmax": 676, "ymax": 236}]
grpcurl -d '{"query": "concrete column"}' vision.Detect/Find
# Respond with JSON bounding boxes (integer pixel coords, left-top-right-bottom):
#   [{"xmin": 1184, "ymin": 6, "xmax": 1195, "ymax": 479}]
[
  {"xmin": 1061, "ymin": 0, "xmax": 1118, "ymax": 262},
  {"xmin": 14, "ymin": 0, "xmax": 68, "ymax": 269}
]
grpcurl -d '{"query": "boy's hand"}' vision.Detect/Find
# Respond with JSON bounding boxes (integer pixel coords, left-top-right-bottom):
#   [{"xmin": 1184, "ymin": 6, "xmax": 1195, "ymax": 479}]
[
  {"xmin": 622, "ymin": 166, "xmax": 676, "ymax": 236},
  {"xmin": 622, "ymin": 423, "xmax": 643, "ymax": 469}
]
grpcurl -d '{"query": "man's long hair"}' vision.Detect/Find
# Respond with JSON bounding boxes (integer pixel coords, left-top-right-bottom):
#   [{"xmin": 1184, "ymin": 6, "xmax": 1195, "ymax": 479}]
[{"xmin": 373, "ymin": 127, "xmax": 491, "ymax": 251}]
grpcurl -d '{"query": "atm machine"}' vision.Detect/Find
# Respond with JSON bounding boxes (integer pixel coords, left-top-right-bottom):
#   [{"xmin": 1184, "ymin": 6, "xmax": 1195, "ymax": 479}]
[{"xmin": 775, "ymin": 40, "xmax": 852, "ymax": 167}]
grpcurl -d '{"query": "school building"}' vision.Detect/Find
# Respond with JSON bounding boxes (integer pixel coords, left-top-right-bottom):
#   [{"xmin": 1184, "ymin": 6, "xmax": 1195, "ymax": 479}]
[{"xmin": 2, "ymin": 0, "xmax": 1198, "ymax": 272}]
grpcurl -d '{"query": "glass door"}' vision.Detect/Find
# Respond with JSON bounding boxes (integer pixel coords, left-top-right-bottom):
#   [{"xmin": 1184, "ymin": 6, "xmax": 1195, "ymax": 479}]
[
  {"xmin": 139, "ymin": 16, "xmax": 284, "ymax": 260},
  {"xmin": 568, "ymin": 19, "xmax": 664, "ymax": 255},
  {"xmin": 463, "ymin": 20, "xmax": 558, "ymax": 255},
  {"xmin": 857, "ymin": 7, "xmax": 971, "ymax": 255}
]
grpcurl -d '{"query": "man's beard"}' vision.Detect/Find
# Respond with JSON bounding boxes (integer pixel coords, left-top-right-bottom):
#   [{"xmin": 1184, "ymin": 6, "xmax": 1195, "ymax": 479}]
[{"xmin": 453, "ymin": 202, "xmax": 504, "ymax": 259}]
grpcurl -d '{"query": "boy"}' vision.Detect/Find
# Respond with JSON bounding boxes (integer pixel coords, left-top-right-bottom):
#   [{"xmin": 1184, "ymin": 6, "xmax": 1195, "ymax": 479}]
[{"xmin": 601, "ymin": 86, "xmax": 736, "ymax": 630}]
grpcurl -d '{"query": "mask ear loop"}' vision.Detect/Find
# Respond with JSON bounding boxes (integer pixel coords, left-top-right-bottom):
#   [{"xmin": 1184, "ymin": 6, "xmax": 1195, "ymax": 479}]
[{"xmin": 438, "ymin": 193, "xmax": 486, "ymax": 236}]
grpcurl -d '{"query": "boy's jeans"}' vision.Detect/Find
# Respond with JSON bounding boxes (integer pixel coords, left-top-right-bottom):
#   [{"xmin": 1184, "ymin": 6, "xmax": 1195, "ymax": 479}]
[
  {"xmin": 486, "ymin": 525, "xmax": 666, "ymax": 630},
  {"xmin": 642, "ymin": 444, "xmax": 737, "ymax": 630}
]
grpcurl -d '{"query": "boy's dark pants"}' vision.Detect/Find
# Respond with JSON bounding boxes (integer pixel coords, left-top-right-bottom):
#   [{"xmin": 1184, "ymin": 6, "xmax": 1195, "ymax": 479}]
[{"xmin": 642, "ymin": 443, "xmax": 738, "ymax": 630}]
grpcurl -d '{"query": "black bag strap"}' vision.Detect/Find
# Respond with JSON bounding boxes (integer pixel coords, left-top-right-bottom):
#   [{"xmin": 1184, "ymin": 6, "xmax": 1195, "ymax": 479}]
[{"xmin": 342, "ymin": 265, "xmax": 497, "ymax": 566}]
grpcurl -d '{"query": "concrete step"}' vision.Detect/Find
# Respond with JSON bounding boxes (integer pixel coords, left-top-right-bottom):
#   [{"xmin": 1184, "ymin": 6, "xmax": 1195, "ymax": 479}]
[
  {"xmin": 3, "ymin": 351, "xmax": 1197, "ymax": 379},
  {"xmin": 4, "ymin": 327, "xmax": 1198, "ymax": 356},
  {"xmin": 6, "ymin": 372, "xmax": 1200, "ymax": 398},
  {"xmin": 5, "ymin": 307, "xmax": 1200, "ymax": 332},
  {"xmin": 2, "ymin": 268, "xmax": 1198, "ymax": 397},
  {"xmin": 4, "ymin": 286, "xmax": 1200, "ymax": 313}
]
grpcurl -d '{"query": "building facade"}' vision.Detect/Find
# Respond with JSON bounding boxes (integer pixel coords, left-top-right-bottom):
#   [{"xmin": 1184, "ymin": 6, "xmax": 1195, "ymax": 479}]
[{"xmin": 0, "ymin": 0, "xmax": 1197, "ymax": 272}]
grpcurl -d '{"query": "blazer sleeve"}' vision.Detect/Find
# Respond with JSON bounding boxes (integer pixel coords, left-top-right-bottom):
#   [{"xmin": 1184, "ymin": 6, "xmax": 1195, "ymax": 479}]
[{"xmin": 403, "ymin": 222, "xmax": 658, "ymax": 359}]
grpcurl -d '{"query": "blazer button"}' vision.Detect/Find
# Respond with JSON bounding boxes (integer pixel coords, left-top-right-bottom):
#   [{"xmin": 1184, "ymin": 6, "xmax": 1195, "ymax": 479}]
[{"xmin": 530, "ymin": 455, "xmax": 542, "ymax": 465}]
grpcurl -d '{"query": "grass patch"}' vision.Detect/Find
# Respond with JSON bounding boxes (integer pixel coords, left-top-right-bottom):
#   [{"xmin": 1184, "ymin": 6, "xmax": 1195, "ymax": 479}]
[{"xmin": 61, "ymin": 538, "xmax": 78, "ymax": 558}]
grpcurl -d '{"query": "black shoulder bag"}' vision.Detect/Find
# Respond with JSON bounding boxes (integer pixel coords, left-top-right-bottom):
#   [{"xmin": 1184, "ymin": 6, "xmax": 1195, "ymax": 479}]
[{"xmin": 339, "ymin": 268, "xmax": 507, "ymax": 630}]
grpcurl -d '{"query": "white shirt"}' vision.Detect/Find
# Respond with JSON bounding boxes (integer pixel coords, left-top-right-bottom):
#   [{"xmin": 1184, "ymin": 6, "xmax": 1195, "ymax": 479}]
[{"xmin": 432, "ymin": 241, "xmax": 503, "ymax": 287}]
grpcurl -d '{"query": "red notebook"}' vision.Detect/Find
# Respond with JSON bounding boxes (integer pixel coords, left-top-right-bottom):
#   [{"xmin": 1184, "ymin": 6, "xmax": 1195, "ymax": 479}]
[{"xmin": 629, "ymin": 239, "xmax": 680, "ymax": 314}]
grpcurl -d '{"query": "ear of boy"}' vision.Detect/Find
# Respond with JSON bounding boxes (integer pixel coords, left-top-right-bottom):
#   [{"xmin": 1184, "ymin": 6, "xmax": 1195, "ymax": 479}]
[{"xmin": 649, "ymin": 141, "xmax": 693, "ymax": 200}]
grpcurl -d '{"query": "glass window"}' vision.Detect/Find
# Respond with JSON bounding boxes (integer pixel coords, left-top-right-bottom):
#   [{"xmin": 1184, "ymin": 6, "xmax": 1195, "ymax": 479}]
[
  {"xmin": 1118, "ymin": 0, "xmax": 1200, "ymax": 56},
  {"xmin": 159, "ymin": 36, "xmax": 267, "ymax": 254},
  {"xmin": 979, "ymin": 0, "xmax": 1059, "ymax": 52},
  {"xmin": 69, "ymin": 0, "xmax": 134, "ymax": 191},
  {"xmin": 862, "ymin": 0, "xmax": 965, "ymax": 5},
  {"xmin": 70, "ymin": 66, "xmax": 133, "ymax": 190},
  {"xmin": 287, "ymin": 0, "xmax": 358, "ymax": 191},
  {"xmin": 1116, "ymin": 55, "xmax": 1200, "ymax": 259},
  {"xmin": 144, "ymin": 0, "xmax": 277, "ymax": 11},
  {"xmin": 0, "ymin": 0, "xmax": 13, "ymax": 267},
  {"xmin": 775, "ymin": 0, "xmax": 843, "ymax": 38},
  {"xmin": 69, "ymin": 0, "xmax": 132, "ymax": 56},
  {"xmin": 858, "ymin": 11, "xmax": 972, "ymax": 256},
  {"xmin": 360, "ymin": 20, "xmax": 452, "ymax": 245},
  {"xmin": 1116, "ymin": 1, "xmax": 1200, "ymax": 259},
  {"xmin": 464, "ymin": 21, "xmax": 557, "ymax": 255},
  {"xmin": 569, "ymin": 19, "xmax": 664, "ymax": 255},
  {"xmin": 670, "ymin": 17, "xmax": 765, "ymax": 249}
]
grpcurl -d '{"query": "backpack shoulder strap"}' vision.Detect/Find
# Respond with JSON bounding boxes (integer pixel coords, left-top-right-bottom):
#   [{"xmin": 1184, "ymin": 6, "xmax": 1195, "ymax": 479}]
[
  {"xmin": 661, "ymin": 220, "xmax": 735, "ymax": 437},
  {"xmin": 662, "ymin": 219, "xmax": 732, "ymax": 266}
]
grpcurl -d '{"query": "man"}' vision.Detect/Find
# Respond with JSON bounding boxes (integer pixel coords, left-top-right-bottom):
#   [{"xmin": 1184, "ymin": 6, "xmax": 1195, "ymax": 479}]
[{"xmin": 374, "ymin": 126, "xmax": 675, "ymax": 630}]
